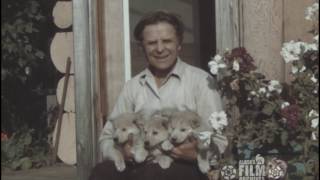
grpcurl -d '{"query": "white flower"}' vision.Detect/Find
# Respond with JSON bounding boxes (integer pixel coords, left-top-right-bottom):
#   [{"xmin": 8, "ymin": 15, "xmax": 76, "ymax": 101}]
[
  {"xmin": 250, "ymin": 91, "xmax": 257, "ymax": 96},
  {"xmin": 281, "ymin": 40, "xmax": 318, "ymax": 63},
  {"xmin": 208, "ymin": 55, "xmax": 226, "ymax": 75},
  {"xmin": 309, "ymin": 110, "xmax": 319, "ymax": 129},
  {"xmin": 291, "ymin": 65, "xmax": 307, "ymax": 74},
  {"xmin": 314, "ymin": 34, "xmax": 319, "ymax": 43},
  {"xmin": 305, "ymin": 43, "xmax": 318, "ymax": 51},
  {"xmin": 208, "ymin": 111, "xmax": 228, "ymax": 133},
  {"xmin": 311, "ymin": 75, "xmax": 318, "ymax": 83},
  {"xmin": 311, "ymin": 131, "xmax": 318, "ymax": 140},
  {"xmin": 258, "ymin": 87, "xmax": 267, "ymax": 94},
  {"xmin": 281, "ymin": 102, "xmax": 290, "ymax": 109},
  {"xmin": 305, "ymin": 2, "xmax": 319, "ymax": 21},
  {"xmin": 291, "ymin": 66, "xmax": 298, "ymax": 74},
  {"xmin": 268, "ymin": 80, "xmax": 282, "ymax": 94},
  {"xmin": 280, "ymin": 41, "xmax": 303, "ymax": 63},
  {"xmin": 233, "ymin": 60, "xmax": 240, "ymax": 71}
]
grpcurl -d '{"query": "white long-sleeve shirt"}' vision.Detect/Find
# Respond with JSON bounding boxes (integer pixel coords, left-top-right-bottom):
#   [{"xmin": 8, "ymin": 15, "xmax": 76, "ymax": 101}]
[{"xmin": 99, "ymin": 58, "xmax": 223, "ymax": 158}]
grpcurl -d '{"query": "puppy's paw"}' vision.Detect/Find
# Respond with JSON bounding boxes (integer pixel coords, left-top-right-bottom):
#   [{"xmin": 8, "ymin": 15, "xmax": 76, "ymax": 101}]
[
  {"xmin": 158, "ymin": 156, "xmax": 173, "ymax": 169},
  {"xmin": 114, "ymin": 158, "xmax": 126, "ymax": 172},
  {"xmin": 134, "ymin": 148, "xmax": 148, "ymax": 163},
  {"xmin": 161, "ymin": 140, "xmax": 174, "ymax": 151},
  {"xmin": 197, "ymin": 159, "xmax": 210, "ymax": 173}
]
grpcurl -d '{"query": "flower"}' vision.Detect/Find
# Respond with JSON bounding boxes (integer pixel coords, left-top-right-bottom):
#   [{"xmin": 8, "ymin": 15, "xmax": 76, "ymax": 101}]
[
  {"xmin": 311, "ymin": 131, "xmax": 318, "ymax": 140},
  {"xmin": 281, "ymin": 102, "xmax": 290, "ymax": 109},
  {"xmin": 208, "ymin": 111, "xmax": 228, "ymax": 133},
  {"xmin": 280, "ymin": 104, "xmax": 300, "ymax": 128},
  {"xmin": 311, "ymin": 75, "xmax": 318, "ymax": 83},
  {"xmin": 309, "ymin": 110, "xmax": 319, "ymax": 128},
  {"xmin": 225, "ymin": 47, "xmax": 256, "ymax": 73},
  {"xmin": 258, "ymin": 87, "xmax": 267, "ymax": 94},
  {"xmin": 305, "ymin": 2, "xmax": 319, "ymax": 21},
  {"xmin": 268, "ymin": 80, "xmax": 282, "ymax": 94},
  {"xmin": 314, "ymin": 34, "xmax": 319, "ymax": 43},
  {"xmin": 233, "ymin": 60, "xmax": 240, "ymax": 71},
  {"xmin": 1, "ymin": 132, "xmax": 8, "ymax": 141},
  {"xmin": 208, "ymin": 55, "xmax": 226, "ymax": 75}
]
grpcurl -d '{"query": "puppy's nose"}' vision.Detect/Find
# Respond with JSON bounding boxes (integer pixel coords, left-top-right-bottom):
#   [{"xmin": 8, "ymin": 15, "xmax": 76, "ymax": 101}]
[
  {"xmin": 144, "ymin": 141, "xmax": 150, "ymax": 147},
  {"xmin": 113, "ymin": 137, "xmax": 119, "ymax": 142},
  {"xmin": 171, "ymin": 137, "xmax": 177, "ymax": 143}
]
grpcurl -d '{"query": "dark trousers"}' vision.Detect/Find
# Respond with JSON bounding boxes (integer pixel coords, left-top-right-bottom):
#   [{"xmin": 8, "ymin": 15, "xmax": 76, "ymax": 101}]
[{"xmin": 89, "ymin": 160, "xmax": 209, "ymax": 180}]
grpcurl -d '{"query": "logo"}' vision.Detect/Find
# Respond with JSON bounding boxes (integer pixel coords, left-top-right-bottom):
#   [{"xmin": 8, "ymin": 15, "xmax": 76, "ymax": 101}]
[
  {"xmin": 221, "ymin": 165, "xmax": 237, "ymax": 180},
  {"xmin": 267, "ymin": 158, "xmax": 287, "ymax": 179},
  {"xmin": 221, "ymin": 155, "xmax": 287, "ymax": 180}
]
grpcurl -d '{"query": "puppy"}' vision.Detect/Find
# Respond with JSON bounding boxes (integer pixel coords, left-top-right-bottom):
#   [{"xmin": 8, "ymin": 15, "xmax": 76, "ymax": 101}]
[
  {"xmin": 168, "ymin": 110, "xmax": 201, "ymax": 145},
  {"xmin": 108, "ymin": 112, "xmax": 148, "ymax": 171},
  {"xmin": 167, "ymin": 110, "xmax": 219, "ymax": 174},
  {"xmin": 169, "ymin": 110, "xmax": 214, "ymax": 173},
  {"xmin": 143, "ymin": 114, "xmax": 174, "ymax": 169}
]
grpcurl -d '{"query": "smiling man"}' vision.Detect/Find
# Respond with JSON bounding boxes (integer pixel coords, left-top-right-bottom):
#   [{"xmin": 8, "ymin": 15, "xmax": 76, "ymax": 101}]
[{"xmin": 90, "ymin": 11, "xmax": 223, "ymax": 180}]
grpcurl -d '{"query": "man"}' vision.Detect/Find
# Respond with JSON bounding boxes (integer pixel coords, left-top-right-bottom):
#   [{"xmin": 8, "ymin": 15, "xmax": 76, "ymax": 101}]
[{"xmin": 90, "ymin": 10, "xmax": 223, "ymax": 180}]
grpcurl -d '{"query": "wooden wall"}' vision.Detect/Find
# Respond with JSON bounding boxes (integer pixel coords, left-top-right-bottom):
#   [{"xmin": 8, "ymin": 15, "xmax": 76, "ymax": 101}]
[{"xmin": 240, "ymin": 0, "xmax": 315, "ymax": 81}]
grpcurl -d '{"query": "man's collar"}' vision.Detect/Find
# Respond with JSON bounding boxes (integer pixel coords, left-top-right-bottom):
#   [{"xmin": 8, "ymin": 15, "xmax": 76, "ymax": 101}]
[{"xmin": 138, "ymin": 58, "xmax": 185, "ymax": 85}]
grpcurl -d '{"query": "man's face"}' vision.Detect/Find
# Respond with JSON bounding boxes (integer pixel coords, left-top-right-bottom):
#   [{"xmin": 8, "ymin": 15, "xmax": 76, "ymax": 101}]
[{"xmin": 141, "ymin": 22, "xmax": 181, "ymax": 73}]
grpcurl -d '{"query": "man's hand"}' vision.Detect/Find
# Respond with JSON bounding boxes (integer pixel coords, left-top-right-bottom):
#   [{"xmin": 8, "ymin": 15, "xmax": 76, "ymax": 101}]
[
  {"xmin": 170, "ymin": 137, "xmax": 198, "ymax": 161},
  {"xmin": 121, "ymin": 143, "xmax": 134, "ymax": 161}
]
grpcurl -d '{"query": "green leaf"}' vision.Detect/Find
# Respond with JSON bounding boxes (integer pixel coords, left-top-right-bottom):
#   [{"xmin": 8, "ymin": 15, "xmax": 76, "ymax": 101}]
[
  {"xmin": 10, "ymin": 159, "xmax": 22, "ymax": 170},
  {"xmin": 20, "ymin": 157, "xmax": 32, "ymax": 170},
  {"xmin": 262, "ymin": 103, "xmax": 275, "ymax": 116},
  {"xmin": 280, "ymin": 131, "xmax": 289, "ymax": 146}
]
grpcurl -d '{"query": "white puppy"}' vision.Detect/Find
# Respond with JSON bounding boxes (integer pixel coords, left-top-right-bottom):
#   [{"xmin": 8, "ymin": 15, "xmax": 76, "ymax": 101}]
[
  {"xmin": 107, "ymin": 112, "xmax": 148, "ymax": 171},
  {"xmin": 143, "ymin": 114, "xmax": 174, "ymax": 169}
]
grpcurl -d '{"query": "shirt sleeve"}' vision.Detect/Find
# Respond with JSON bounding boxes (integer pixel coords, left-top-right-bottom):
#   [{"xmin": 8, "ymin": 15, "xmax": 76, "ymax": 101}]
[
  {"xmin": 98, "ymin": 82, "xmax": 134, "ymax": 159},
  {"xmin": 195, "ymin": 75, "xmax": 224, "ymax": 130}
]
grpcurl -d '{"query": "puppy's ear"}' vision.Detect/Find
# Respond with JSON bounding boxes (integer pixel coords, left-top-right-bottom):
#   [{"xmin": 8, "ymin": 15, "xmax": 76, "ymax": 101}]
[
  {"xmin": 160, "ymin": 117, "xmax": 169, "ymax": 129},
  {"xmin": 191, "ymin": 113, "xmax": 201, "ymax": 129},
  {"xmin": 133, "ymin": 113, "xmax": 144, "ymax": 129}
]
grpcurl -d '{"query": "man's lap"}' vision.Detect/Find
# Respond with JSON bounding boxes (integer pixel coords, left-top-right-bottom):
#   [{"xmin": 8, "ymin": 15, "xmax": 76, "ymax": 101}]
[{"xmin": 89, "ymin": 160, "xmax": 209, "ymax": 180}]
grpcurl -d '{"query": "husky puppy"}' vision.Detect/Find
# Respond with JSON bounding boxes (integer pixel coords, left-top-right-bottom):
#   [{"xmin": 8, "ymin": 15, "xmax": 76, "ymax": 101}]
[
  {"xmin": 168, "ymin": 110, "xmax": 220, "ymax": 174},
  {"xmin": 168, "ymin": 110, "xmax": 201, "ymax": 145},
  {"xmin": 108, "ymin": 112, "xmax": 148, "ymax": 171},
  {"xmin": 143, "ymin": 114, "xmax": 174, "ymax": 169}
]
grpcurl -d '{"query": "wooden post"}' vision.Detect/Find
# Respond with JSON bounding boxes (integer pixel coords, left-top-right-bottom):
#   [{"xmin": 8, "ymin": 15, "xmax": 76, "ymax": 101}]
[{"xmin": 73, "ymin": 0, "xmax": 99, "ymax": 179}]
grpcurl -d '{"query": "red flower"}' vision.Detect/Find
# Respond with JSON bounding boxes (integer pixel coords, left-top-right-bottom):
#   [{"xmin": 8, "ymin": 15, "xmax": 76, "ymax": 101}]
[
  {"xmin": 226, "ymin": 47, "xmax": 257, "ymax": 73},
  {"xmin": 280, "ymin": 104, "xmax": 300, "ymax": 128},
  {"xmin": 1, "ymin": 132, "xmax": 9, "ymax": 141}
]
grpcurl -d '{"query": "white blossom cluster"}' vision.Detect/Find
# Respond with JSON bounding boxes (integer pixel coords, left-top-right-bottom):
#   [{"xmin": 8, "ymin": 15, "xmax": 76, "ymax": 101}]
[
  {"xmin": 247, "ymin": 80, "xmax": 283, "ymax": 101},
  {"xmin": 309, "ymin": 110, "xmax": 319, "ymax": 140},
  {"xmin": 208, "ymin": 55, "xmax": 226, "ymax": 75},
  {"xmin": 305, "ymin": 2, "xmax": 319, "ymax": 21},
  {"xmin": 280, "ymin": 40, "xmax": 318, "ymax": 64}
]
